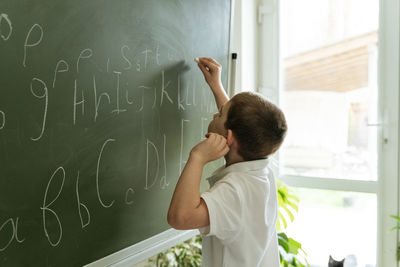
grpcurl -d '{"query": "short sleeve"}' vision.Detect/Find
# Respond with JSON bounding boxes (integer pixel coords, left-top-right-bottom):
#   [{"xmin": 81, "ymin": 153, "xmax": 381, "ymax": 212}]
[{"xmin": 199, "ymin": 180, "xmax": 243, "ymax": 244}]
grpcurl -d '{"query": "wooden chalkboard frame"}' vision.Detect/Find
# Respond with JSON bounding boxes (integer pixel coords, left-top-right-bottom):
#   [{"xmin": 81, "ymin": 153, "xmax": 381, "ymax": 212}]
[{"xmin": 83, "ymin": 0, "xmax": 234, "ymax": 266}]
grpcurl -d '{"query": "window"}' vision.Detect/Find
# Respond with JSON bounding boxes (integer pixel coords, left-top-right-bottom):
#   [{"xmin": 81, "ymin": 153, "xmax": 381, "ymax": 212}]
[
  {"xmin": 280, "ymin": 0, "xmax": 379, "ymax": 182},
  {"xmin": 258, "ymin": 0, "xmax": 399, "ymax": 266}
]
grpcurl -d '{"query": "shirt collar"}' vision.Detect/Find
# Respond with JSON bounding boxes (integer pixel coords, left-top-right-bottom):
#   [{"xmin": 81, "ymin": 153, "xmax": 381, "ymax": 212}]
[{"xmin": 206, "ymin": 158, "xmax": 271, "ymax": 187}]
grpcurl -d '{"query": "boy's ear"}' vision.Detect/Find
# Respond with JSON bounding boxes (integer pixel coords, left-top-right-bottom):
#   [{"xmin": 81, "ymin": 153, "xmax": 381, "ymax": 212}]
[{"xmin": 226, "ymin": 129, "xmax": 235, "ymax": 146}]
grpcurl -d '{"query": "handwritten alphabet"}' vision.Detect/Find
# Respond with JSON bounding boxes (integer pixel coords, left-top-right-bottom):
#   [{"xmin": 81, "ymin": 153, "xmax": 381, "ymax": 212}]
[
  {"xmin": 30, "ymin": 78, "xmax": 48, "ymax": 141},
  {"xmin": 125, "ymin": 188, "xmax": 135, "ymax": 205},
  {"xmin": 0, "ymin": 14, "xmax": 217, "ymax": 256},
  {"xmin": 93, "ymin": 75, "xmax": 111, "ymax": 122},
  {"xmin": 76, "ymin": 48, "xmax": 93, "ymax": 73},
  {"xmin": 73, "ymin": 80, "xmax": 85, "ymax": 125},
  {"xmin": 121, "ymin": 45, "xmax": 132, "ymax": 70},
  {"xmin": 23, "ymin": 24, "xmax": 43, "ymax": 67},
  {"xmin": 160, "ymin": 70, "xmax": 173, "ymax": 106},
  {"xmin": 144, "ymin": 139, "xmax": 160, "ymax": 190},
  {"xmin": 76, "ymin": 171, "xmax": 91, "ymax": 228},
  {"xmin": 96, "ymin": 139, "xmax": 116, "ymax": 208},
  {"xmin": 179, "ymin": 119, "xmax": 190, "ymax": 174},
  {"xmin": 0, "ymin": 217, "xmax": 25, "ymax": 251},
  {"xmin": 53, "ymin": 60, "xmax": 69, "ymax": 88},
  {"xmin": 41, "ymin": 166, "xmax": 65, "ymax": 247},
  {"xmin": 0, "ymin": 110, "xmax": 5, "ymax": 130},
  {"xmin": 111, "ymin": 71, "xmax": 127, "ymax": 114},
  {"xmin": 0, "ymin": 14, "xmax": 12, "ymax": 41}
]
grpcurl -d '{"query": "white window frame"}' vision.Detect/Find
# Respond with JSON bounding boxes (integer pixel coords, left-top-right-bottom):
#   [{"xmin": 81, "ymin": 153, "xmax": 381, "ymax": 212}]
[{"xmin": 257, "ymin": 0, "xmax": 400, "ymax": 266}]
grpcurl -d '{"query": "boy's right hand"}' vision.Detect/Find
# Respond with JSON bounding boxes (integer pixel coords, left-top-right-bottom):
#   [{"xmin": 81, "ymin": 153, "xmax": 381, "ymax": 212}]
[
  {"xmin": 197, "ymin": 57, "xmax": 223, "ymax": 91},
  {"xmin": 190, "ymin": 133, "xmax": 229, "ymax": 165}
]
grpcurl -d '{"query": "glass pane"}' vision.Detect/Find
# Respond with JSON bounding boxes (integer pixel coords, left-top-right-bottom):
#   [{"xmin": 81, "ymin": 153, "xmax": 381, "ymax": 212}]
[
  {"xmin": 284, "ymin": 187, "xmax": 377, "ymax": 267},
  {"xmin": 279, "ymin": 0, "xmax": 379, "ymax": 180}
]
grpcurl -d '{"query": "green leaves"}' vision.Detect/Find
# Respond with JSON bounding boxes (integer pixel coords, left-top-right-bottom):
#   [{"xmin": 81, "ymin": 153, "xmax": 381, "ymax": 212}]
[
  {"xmin": 278, "ymin": 232, "xmax": 310, "ymax": 267},
  {"xmin": 276, "ymin": 180, "xmax": 310, "ymax": 267},
  {"xmin": 390, "ymin": 215, "xmax": 400, "ymax": 231},
  {"xmin": 277, "ymin": 180, "xmax": 299, "ymax": 231},
  {"xmin": 148, "ymin": 235, "xmax": 203, "ymax": 267},
  {"xmin": 397, "ymin": 245, "xmax": 400, "ymax": 263},
  {"xmin": 389, "ymin": 214, "xmax": 400, "ymax": 262}
]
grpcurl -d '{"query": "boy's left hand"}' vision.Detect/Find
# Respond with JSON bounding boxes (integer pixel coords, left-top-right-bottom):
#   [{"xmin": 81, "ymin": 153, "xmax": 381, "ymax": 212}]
[{"xmin": 190, "ymin": 133, "xmax": 230, "ymax": 165}]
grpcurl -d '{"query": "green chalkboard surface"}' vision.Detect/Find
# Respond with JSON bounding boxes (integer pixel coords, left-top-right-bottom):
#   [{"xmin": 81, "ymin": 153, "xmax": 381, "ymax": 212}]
[{"xmin": 0, "ymin": 0, "xmax": 231, "ymax": 265}]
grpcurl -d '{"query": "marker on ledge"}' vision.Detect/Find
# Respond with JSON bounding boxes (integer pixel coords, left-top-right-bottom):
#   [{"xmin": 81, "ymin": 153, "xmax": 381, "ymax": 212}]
[
  {"xmin": 229, "ymin": 53, "xmax": 237, "ymax": 97},
  {"xmin": 194, "ymin": 57, "xmax": 209, "ymax": 71}
]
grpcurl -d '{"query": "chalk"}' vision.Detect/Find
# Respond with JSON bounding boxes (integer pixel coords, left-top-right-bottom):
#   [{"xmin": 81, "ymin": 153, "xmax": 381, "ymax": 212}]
[{"xmin": 195, "ymin": 57, "xmax": 209, "ymax": 71}]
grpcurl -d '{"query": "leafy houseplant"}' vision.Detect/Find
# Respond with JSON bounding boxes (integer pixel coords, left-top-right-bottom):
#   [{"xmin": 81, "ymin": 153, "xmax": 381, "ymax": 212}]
[
  {"xmin": 390, "ymin": 215, "xmax": 400, "ymax": 262},
  {"xmin": 148, "ymin": 181, "xmax": 309, "ymax": 267},
  {"xmin": 146, "ymin": 235, "xmax": 202, "ymax": 267},
  {"xmin": 276, "ymin": 180, "xmax": 310, "ymax": 267}
]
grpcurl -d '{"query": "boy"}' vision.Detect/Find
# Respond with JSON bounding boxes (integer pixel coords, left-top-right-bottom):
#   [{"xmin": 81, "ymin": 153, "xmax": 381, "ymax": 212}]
[{"xmin": 167, "ymin": 57, "xmax": 287, "ymax": 267}]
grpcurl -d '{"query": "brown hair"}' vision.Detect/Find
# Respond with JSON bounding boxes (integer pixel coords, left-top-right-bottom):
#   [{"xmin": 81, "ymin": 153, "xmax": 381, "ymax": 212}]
[{"xmin": 225, "ymin": 92, "xmax": 288, "ymax": 160}]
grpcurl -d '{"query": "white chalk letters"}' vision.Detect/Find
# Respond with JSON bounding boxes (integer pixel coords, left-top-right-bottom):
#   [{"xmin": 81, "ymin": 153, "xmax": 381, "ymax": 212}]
[
  {"xmin": 23, "ymin": 24, "xmax": 43, "ymax": 67},
  {"xmin": 41, "ymin": 166, "xmax": 65, "ymax": 247},
  {"xmin": 0, "ymin": 14, "xmax": 12, "ymax": 41},
  {"xmin": 96, "ymin": 139, "xmax": 116, "ymax": 208},
  {"xmin": 0, "ymin": 217, "xmax": 25, "ymax": 251},
  {"xmin": 76, "ymin": 171, "xmax": 91, "ymax": 228},
  {"xmin": 0, "ymin": 110, "xmax": 5, "ymax": 130},
  {"xmin": 30, "ymin": 78, "xmax": 48, "ymax": 141}
]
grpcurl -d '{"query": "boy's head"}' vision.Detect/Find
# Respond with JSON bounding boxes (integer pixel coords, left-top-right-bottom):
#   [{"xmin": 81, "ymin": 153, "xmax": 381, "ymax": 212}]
[{"xmin": 208, "ymin": 91, "xmax": 288, "ymax": 161}]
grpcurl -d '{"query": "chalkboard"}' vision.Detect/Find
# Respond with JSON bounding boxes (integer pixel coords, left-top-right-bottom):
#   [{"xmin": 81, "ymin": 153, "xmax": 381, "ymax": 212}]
[{"xmin": 0, "ymin": 0, "xmax": 231, "ymax": 265}]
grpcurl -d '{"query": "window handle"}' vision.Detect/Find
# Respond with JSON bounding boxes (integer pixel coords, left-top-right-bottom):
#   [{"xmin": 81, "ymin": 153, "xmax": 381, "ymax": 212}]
[{"xmin": 365, "ymin": 108, "xmax": 389, "ymax": 144}]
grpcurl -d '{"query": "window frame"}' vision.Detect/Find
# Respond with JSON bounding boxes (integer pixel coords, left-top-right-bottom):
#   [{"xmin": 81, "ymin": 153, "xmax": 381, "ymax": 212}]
[{"xmin": 258, "ymin": 0, "xmax": 400, "ymax": 266}]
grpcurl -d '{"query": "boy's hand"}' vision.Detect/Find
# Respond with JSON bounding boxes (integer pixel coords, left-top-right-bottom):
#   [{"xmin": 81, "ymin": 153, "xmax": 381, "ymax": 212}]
[
  {"xmin": 190, "ymin": 133, "xmax": 230, "ymax": 165},
  {"xmin": 197, "ymin": 58, "xmax": 223, "ymax": 91}
]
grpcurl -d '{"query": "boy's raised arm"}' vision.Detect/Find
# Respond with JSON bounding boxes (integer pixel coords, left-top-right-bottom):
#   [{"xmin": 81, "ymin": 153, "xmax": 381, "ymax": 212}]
[
  {"xmin": 167, "ymin": 133, "xmax": 229, "ymax": 230},
  {"xmin": 197, "ymin": 57, "xmax": 229, "ymax": 109}
]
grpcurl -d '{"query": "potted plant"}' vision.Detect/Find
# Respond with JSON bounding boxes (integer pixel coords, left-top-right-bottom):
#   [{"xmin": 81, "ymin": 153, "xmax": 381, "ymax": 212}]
[{"xmin": 276, "ymin": 180, "xmax": 310, "ymax": 267}]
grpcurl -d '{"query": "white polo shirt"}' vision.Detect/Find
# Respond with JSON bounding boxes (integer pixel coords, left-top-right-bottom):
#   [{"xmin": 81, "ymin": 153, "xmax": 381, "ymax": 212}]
[{"xmin": 199, "ymin": 158, "xmax": 280, "ymax": 267}]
